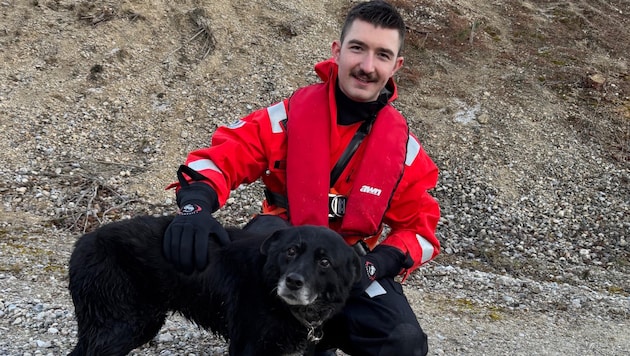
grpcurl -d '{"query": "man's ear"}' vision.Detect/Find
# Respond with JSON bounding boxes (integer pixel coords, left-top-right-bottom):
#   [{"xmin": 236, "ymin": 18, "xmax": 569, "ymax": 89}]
[
  {"xmin": 331, "ymin": 40, "xmax": 342, "ymax": 63},
  {"xmin": 391, "ymin": 56, "xmax": 404, "ymax": 77}
]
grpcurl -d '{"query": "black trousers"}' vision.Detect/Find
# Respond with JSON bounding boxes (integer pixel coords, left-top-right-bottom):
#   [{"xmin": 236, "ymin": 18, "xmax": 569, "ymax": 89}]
[{"xmin": 243, "ymin": 215, "xmax": 429, "ymax": 356}]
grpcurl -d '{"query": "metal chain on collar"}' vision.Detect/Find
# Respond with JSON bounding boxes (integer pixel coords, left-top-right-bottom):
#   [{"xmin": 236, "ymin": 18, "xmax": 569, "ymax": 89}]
[
  {"xmin": 307, "ymin": 324, "xmax": 324, "ymax": 343},
  {"xmin": 289, "ymin": 308, "xmax": 328, "ymax": 344}
]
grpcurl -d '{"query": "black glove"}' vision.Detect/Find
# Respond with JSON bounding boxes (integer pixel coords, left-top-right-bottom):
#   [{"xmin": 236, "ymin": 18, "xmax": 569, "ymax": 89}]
[
  {"xmin": 163, "ymin": 183, "xmax": 229, "ymax": 274},
  {"xmin": 351, "ymin": 244, "xmax": 413, "ymax": 296}
]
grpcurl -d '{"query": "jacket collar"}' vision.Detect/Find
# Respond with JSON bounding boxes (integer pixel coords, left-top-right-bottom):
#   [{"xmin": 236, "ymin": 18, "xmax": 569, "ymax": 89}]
[{"xmin": 335, "ymin": 82, "xmax": 387, "ymax": 125}]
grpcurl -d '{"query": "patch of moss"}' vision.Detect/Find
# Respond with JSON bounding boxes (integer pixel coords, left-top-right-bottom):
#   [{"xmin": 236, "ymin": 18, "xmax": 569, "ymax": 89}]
[
  {"xmin": 0, "ymin": 263, "xmax": 24, "ymax": 274},
  {"xmin": 455, "ymin": 298, "xmax": 475, "ymax": 309},
  {"xmin": 607, "ymin": 286, "xmax": 628, "ymax": 296},
  {"xmin": 5, "ymin": 241, "xmax": 53, "ymax": 257},
  {"xmin": 43, "ymin": 264, "xmax": 67, "ymax": 274},
  {"xmin": 446, "ymin": 298, "xmax": 507, "ymax": 321},
  {"xmin": 487, "ymin": 306, "xmax": 505, "ymax": 321},
  {"xmin": 484, "ymin": 25, "xmax": 501, "ymax": 42}
]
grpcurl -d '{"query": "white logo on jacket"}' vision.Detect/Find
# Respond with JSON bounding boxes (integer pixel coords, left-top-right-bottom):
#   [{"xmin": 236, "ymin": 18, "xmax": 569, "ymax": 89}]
[
  {"xmin": 227, "ymin": 119, "xmax": 246, "ymax": 129},
  {"xmin": 359, "ymin": 185, "xmax": 382, "ymax": 196}
]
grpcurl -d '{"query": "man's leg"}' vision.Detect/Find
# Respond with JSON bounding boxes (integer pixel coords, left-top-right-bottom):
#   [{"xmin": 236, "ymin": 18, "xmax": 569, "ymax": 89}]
[{"xmin": 316, "ymin": 277, "xmax": 428, "ymax": 356}]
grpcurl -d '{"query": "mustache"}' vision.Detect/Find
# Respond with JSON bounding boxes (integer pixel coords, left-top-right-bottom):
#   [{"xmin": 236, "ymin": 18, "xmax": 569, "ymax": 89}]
[{"xmin": 351, "ymin": 69, "xmax": 376, "ymax": 82}]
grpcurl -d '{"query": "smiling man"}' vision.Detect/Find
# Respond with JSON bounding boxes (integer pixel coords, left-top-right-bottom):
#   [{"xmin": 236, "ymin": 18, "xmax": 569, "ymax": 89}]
[
  {"xmin": 163, "ymin": 1, "xmax": 440, "ymax": 355},
  {"xmin": 333, "ymin": 12, "xmax": 404, "ymax": 102}
]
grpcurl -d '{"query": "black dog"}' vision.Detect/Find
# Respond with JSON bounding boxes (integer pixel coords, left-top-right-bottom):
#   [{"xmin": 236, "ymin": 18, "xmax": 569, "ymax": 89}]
[{"xmin": 68, "ymin": 215, "xmax": 360, "ymax": 355}]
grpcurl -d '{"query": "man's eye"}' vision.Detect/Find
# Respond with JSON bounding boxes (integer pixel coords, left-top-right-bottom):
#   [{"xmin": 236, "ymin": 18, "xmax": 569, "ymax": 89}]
[{"xmin": 319, "ymin": 258, "xmax": 331, "ymax": 268}]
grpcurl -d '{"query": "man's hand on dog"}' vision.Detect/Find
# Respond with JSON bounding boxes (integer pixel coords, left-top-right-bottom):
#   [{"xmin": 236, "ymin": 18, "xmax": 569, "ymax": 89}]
[
  {"xmin": 163, "ymin": 183, "xmax": 229, "ymax": 273},
  {"xmin": 352, "ymin": 244, "xmax": 413, "ymax": 295}
]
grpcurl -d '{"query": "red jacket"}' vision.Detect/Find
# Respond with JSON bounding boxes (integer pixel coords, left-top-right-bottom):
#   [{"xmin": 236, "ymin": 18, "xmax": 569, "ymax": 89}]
[{"xmin": 177, "ymin": 59, "xmax": 440, "ymax": 275}]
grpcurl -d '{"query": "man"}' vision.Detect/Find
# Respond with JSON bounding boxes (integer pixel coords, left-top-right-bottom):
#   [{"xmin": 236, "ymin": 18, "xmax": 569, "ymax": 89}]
[{"xmin": 163, "ymin": 1, "xmax": 440, "ymax": 355}]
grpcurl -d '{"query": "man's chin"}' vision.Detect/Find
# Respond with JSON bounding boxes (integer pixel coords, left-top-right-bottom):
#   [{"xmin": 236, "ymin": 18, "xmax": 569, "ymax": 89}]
[{"xmin": 345, "ymin": 88, "xmax": 378, "ymax": 102}]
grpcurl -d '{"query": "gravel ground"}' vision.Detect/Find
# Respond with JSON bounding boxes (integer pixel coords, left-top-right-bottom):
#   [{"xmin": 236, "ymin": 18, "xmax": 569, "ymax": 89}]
[{"xmin": 1, "ymin": 0, "xmax": 629, "ymax": 355}]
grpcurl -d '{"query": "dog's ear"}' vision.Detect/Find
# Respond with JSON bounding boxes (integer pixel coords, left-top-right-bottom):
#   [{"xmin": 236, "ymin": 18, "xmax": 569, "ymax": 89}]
[{"xmin": 259, "ymin": 230, "xmax": 284, "ymax": 255}]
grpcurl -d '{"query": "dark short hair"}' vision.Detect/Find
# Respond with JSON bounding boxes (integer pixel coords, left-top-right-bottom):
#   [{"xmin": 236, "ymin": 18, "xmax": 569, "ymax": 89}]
[{"xmin": 340, "ymin": 0, "xmax": 406, "ymax": 55}]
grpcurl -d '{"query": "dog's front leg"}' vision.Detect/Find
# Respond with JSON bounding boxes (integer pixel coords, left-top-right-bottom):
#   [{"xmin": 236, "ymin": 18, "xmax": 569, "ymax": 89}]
[{"xmin": 228, "ymin": 341, "xmax": 259, "ymax": 356}]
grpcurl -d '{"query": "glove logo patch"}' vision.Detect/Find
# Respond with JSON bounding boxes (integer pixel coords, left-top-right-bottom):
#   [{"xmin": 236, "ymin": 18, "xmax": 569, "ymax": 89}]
[
  {"xmin": 365, "ymin": 261, "xmax": 377, "ymax": 281},
  {"xmin": 179, "ymin": 203, "xmax": 202, "ymax": 216}
]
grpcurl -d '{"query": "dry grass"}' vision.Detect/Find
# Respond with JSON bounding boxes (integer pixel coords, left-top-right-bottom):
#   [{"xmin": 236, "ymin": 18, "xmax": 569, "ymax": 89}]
[{"xmin": 188, "ymin": 8, "xmax": 216, "ymax": 60}]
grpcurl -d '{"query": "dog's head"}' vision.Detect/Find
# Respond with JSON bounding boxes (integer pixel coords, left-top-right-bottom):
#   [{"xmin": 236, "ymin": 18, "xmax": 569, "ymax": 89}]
[{"xmin": 260, "ymin": 226, "xmax": 361, "ymax": 309}]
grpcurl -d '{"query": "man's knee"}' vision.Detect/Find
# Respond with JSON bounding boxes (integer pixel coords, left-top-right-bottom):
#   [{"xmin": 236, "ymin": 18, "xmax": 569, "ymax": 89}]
[{"xmin": 383, "ymin": 322, "xmax": 428, "ymax": 356}]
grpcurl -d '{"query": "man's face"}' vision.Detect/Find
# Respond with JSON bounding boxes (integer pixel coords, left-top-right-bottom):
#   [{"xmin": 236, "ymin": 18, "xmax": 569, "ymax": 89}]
[{"xmin": 332, "ymin": 19, "xmax": 404, "ymax": 102}]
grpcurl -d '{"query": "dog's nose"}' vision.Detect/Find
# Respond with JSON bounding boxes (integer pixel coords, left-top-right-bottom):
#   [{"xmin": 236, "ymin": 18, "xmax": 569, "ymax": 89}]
[{"xmin": 285, "ymin": 272, "xmax": 305, "ymax": 291}]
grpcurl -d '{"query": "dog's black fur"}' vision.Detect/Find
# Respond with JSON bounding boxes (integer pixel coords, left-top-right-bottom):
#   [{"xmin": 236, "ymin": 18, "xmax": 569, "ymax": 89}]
[{"xmin": 68, "ymin": 215, "xmax": 361, "ymax": 356}]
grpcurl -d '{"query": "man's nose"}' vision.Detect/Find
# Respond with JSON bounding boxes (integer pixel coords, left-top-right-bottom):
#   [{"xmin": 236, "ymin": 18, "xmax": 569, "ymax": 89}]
[{"xmin": 359, "ymin": 54, "xmax": 375, "ymax": 73}]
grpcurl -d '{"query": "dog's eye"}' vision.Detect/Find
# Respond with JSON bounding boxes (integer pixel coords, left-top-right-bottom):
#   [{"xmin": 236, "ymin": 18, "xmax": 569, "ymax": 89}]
[
  {"xmin": 287, "ymin": 247, "xmax": 297, "ymax": 258},
  {"xmin": 319, "ymin": 258, "xmax": 331, "ymax": 268}
]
